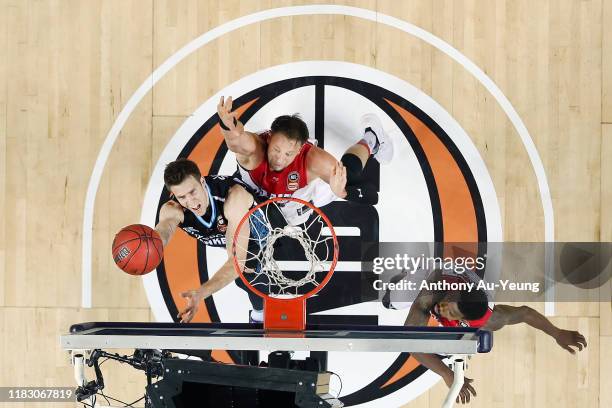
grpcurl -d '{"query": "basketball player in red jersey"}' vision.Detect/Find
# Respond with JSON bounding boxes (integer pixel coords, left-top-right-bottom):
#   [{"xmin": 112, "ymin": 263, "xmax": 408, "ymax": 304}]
[
  {"xmin": 403, "ymin": 269, "xmax": 587, "ymax": 404},
  {"xmin": 216, "ymin": 96, "xmax": 393, "ymax": 216}
]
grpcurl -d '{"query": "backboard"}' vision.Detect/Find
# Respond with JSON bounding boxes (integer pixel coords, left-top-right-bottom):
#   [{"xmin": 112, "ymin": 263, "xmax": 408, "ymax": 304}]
[{"xmin": 61, "ymin": 321, "xmax": 492, "ymax": 355}]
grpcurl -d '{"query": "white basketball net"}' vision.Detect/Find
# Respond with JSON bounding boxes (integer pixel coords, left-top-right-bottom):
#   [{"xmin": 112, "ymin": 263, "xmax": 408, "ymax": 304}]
[{"xmin": 235, "ymin": 200, "xmax": 336, "ymax": 297}]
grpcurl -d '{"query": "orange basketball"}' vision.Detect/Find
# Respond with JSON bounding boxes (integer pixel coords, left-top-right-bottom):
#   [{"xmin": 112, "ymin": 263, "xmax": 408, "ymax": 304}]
[{"xmin": 112, "ymin": 224, "xmax": 163, "ymax": 275}]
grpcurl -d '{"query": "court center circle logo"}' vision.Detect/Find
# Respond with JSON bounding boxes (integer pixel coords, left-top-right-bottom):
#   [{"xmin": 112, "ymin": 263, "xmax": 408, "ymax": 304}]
[{"xmin": 141, "ymin": 61, "xmax": 502, "ymax": 407}]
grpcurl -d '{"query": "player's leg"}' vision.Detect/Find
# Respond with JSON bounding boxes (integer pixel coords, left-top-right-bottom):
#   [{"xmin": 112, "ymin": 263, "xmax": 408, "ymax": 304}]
[
  {"xmin": 233, "ymin": 277, "xmax": 264, "ymax": 321},
  {"xmin": 354, "ymin": 113, "xmax": 394, "ymax": 165},
  {"xmin": 340, "ymin": 113, "xmax": 394, "ymax": 204},
  {"xmin": 230, "ymin": 206, "xmax": 271, "ymax": 323}
]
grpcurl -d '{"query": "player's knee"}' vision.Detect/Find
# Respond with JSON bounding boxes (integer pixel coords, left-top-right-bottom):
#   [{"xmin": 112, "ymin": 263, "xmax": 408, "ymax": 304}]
[{"xmin": 341, "ymin": 153, "xmax": 364, "ymax": 183}]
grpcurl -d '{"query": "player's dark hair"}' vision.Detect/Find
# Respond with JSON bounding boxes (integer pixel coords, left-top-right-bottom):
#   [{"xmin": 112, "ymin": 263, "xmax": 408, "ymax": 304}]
[
  {"xmin": 457, "ymin": 289, "xmax": 489, "ymax": 321},
  {"xmin": 164, "ymin": 158, "xmax": 202, "ymax": 190},
  {"xmin": 270, "ymin": 114, "xmax": 309, "ymax": 144}
]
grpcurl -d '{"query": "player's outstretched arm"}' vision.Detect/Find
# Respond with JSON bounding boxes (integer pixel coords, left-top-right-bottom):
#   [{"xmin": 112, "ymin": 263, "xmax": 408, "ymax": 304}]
[
  {"xmin": 217, "ymin": 96, "xmax": 260, "ymax": 159},
  {"xmin": 155, "ymin": 201, "xmax": 184, "ymax": 247},
  {"xmin": 224, "ymin": 185, "xmax": 254, "ymax": 273},
  {"xmin": 404, "ymin": 272, "xmax": 476, "ymax": 403},
  {"xmin": 177, "ymin": 185, "xmax": 254, "ymax": 323},
  {"xmin": 482, "ymin": 305, "xmax": 587, "ymax": 354},
  {"xmin": 405, "ymin": 290, "xmax": 468, "ymax": 394}
]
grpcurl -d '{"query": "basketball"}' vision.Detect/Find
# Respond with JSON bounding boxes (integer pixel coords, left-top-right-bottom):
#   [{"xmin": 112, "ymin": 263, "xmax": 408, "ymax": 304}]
[{"xmin": 112, "ymin": 224, "xmax": 164, "ymax": 275}]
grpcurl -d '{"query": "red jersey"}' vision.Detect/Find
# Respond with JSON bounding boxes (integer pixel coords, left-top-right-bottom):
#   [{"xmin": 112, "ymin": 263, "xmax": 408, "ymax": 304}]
[
  {"xmin": 431, "ymin": 270, "xmax": 493, "ymax": 328},
  {"xmin": 433, "ymin": 306, "xmax": 493, "ymax": 328},
  {"xmin": 237, "ymin": 131, "xmax": 314, "ymax": 199}
]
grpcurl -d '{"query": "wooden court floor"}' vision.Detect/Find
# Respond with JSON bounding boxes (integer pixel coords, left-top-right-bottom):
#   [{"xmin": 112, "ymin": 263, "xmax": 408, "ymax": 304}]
[{"xmin": 1, "ymin": 1, "xmax": 610, "ymax": 407}]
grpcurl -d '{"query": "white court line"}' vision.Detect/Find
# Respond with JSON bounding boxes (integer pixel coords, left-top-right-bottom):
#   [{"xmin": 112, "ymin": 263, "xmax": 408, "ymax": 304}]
[{"xmin": 82, "ymin": 5, "xmax": 554, "ymax": 315}]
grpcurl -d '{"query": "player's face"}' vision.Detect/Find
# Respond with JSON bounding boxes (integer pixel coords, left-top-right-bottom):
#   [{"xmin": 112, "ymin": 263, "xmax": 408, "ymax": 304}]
[
  {"xmin": 434, "ymin": 301, "xmax": 464, "ymax": 321},
  {"xmin": 267, "ymin": 132, "xmax": 302, "ymax": 172},
  {"xmin": 169, "ymin": 175, "xmax": 208, "ymax": 216}
]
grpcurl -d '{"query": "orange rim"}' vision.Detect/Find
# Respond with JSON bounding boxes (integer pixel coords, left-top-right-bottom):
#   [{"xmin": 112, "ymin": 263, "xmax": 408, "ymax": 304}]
[{"xmin": 231, "ymin": 196, "xmax": 339, "ymax": 302}]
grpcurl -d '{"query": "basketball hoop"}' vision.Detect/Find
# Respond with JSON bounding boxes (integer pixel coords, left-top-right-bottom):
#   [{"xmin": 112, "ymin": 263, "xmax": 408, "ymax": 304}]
[{"xmin": 232, "ymin": 197, "xmax": 339, "ymax": 331}]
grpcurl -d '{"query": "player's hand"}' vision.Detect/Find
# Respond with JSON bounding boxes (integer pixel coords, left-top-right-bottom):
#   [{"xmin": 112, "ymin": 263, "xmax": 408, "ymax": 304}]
[
  {"xmin": 217, "ymin": 96, "xmax": 242, "ymax": 133},
  {"xmin": 177, "ymin": 289, "xmax": 204, "ymax": 323},
  {"xmin": 443, "ymin": 374, "xmax": 476, "ymax": 404},
  {"xmin": 329, "ymin": 162, "xmax": 347, "ymax": 198},
  {"xmin": 554, "ymin": 329, "xmax": 587, "ymax": 354}
]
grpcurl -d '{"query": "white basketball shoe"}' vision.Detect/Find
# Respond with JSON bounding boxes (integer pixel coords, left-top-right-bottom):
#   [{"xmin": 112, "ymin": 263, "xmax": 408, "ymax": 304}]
[{"xmin": 360, "ymin": 113, "xmax": 395, "ymax": 164}]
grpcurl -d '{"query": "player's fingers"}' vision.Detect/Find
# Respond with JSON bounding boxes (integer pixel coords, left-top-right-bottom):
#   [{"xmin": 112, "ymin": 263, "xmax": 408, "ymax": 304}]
[
  {"xmin": 227, "ymin": 96, "xmax": 233, "ymax": 111},
  {"xmin": 466, "ymin": 382, "xmax": 477, "ymax": 396},
  {"xmin": 184, "ymin": 311, "xmax": 193, "ymax": 323},
  {"xmin": 564, "ymin": 345, "xmax": 576, "ymax": 354},
  {"xmin": 218, "ymin": 96, "xmax": 223, "ymax": 109},
  {"xmin": 181, "ymin": 308, "xmax": 194, "ymax": 323}
]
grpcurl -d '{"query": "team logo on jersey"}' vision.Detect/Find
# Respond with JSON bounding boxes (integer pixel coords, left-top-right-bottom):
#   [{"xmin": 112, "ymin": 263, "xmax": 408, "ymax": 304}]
[
  {"xmin": 217, "ymin": 216, "xmax": 227, "ymax": 233},
  {"xmin": 287, "ymin": 171, "xmax": 300, "ymax": 191}
]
